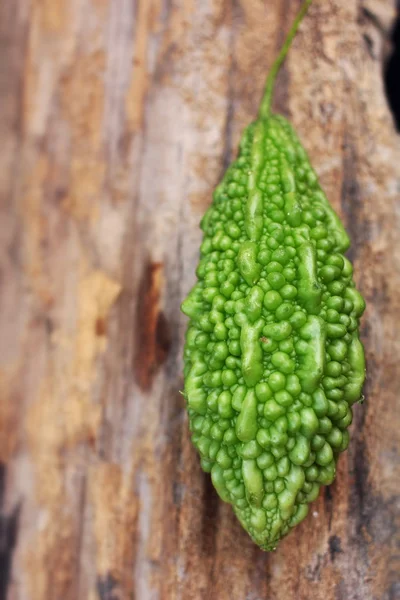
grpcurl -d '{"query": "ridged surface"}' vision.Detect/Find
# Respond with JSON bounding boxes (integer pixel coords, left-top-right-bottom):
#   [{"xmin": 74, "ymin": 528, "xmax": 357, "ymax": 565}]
[{"xmin": 182, "ymin": 115, "xmax": 366, "ymax": 549}]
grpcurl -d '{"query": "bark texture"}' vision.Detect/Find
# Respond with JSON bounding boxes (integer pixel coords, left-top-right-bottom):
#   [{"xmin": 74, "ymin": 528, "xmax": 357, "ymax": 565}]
[{"xmin": 0, "ymin": 1, "xmax": 399, "ymax": 599}]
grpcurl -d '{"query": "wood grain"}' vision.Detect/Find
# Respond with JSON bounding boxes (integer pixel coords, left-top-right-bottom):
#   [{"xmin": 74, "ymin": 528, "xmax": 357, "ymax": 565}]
[{"xmin": 0, "ymin": 1, "xmax": 399, "ymax": 599}]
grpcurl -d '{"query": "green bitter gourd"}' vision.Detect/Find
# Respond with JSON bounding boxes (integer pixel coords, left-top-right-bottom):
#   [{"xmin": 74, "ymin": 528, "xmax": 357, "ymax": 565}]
[{"xmin": 181, "ymin": 0, "xmax": 366, "ymax": 551}]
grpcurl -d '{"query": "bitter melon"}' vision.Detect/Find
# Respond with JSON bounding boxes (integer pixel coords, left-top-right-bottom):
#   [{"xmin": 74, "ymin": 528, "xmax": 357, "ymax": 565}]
[{"xmin": 181, "ymin": 0, "xmax": 366, "ymax": 550}]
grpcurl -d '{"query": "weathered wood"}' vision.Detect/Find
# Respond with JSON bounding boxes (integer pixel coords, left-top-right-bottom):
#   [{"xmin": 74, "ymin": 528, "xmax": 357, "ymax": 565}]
[{"xmin": 0, "ymin": 1, "xmax": 399, "ymax": 599}]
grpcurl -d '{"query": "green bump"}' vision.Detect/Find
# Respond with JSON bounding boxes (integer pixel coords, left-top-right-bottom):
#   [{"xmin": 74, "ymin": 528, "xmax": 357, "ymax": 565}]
[
  {"xmin": 289, "ymin": 503, "xmax": 309, "ymax": 527},
  {"xmin": 278, "ymin": 464, "xmax": 305, "ymax": 519},
  {"xmin": 218, "ymin": 390, "xmax": 234, "ymax": 418},
  {"xmin": 241, "ymin": 319, "xmax": 264, "ymax": 387},
  {"xmin": 313, "ymin": 190, "xmax": 350, "ymax": 252},
  {"xmin": 282, "ymin": 170, "xmax": 302, "ymax": 227},
  {"xmin": 267, "ymin": 272, "xmax": 286, "ymax": 290},
  {"xmin": 185, "ymin": 360, "xmax": 208, "ymax": 414},
  {"xmin": 300, "ymin": 407, "xmax": 319, "ymax": 438},
  {"xmin": 237, "ymin": 241, "xmax": 261, "ymax": 286},
  {"xmin": 181, "ymin": 285, "xmax": 204, "ymax": 319},
  {"xmin": 241, "ymin": 440, "xmax": 263, "ymax": 459},
  {"xmin": 345, "ymin": 287, "xmax": 366, "ymax": 317},
  {"xmin": 263, "ymin": 321, "xmax": 292, "ymax": 341},
  {"xmin": 312, "ymin": 388, "xmax": 329, "ymax": 417},
  {"xmin": 246, "ymin": 286, "xmax": 264, "ymax": 322},
  {"xmin": 297, "ymin": 316, "xmax": 326, "ymax": 392},
  {"xmin": 343, "ymin": 336, "xmax": 366, "ymax": 404},
  {"xmin": 250, "ymin": 508, "xmax": 267, "ymax": 532},
  {"xmin": 316, "ymin": 442, "xmax": 333, "ymax": 466},
  {"xmin": 289, "ymin": 435, "xmax": 310, "ymax": 465},
  {"xmin": 278, "ymin": 489, "xmax": 296, "ymax": 520},
  {"xmin": 187, "ymin": 388, "xmax": 207, "ymax": 414},
  {"xmin": 211, "ymin": 464, "xmax": 231, "ymax": 502},
  {"xmin": 280, "ymin": 163, "xmax": 296, "ymax": 193},
  {"xmin": 284, "ymin": 192, "xmax": 302, "ymax": 227},
  {"xmin": 264, "ymin": 290, "xmax": 282, "ymax": 310},
  {"xmin": 236, "ymin": 389, "xmax": 258, "ymax": 442},
  {"xmin": 326, "ymin": 323, "xmax": 347, "ymax": 338},
  {"xmin": 264, "ymin": 399, "xmax": 285, "ymax": 420},
  {"xmin": 271, "ymin": 351, "xmax": 295, "ymax": 374},
  {"xmin": 269, "ymin": 372, "xmax": 286, "ymax": 392},
  {"xmin": 297, "ymin": 243, "xmax": 322, "ymax": 314},
  {"xmin": 242, "ymin": 459, "xmax": 264, "ymax": 507},
  {"xmin": 232, "ymin": 385, "xmax": 246, "ymax": 411},
  {"xmin": 255, "ymin": 382, "xmax": 272, "ymax": 402}
]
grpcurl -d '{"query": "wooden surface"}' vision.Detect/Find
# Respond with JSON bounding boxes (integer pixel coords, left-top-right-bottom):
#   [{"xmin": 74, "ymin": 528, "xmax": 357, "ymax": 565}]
[{"xmin": 0, "ymin": 1, "xmax": 399, "ymax": 599}]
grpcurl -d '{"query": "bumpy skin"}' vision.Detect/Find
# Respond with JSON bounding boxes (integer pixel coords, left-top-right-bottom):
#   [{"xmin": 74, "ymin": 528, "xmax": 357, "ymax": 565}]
[{"xmin": 181, "ymin": 115, "xmax": 366, "ymax": 551}]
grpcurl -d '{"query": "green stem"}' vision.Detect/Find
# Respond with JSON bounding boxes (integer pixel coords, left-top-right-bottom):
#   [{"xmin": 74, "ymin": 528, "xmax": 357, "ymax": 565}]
[{"xmin": 259, "ymin": 0, "xmax": 313, "ymax": 119}]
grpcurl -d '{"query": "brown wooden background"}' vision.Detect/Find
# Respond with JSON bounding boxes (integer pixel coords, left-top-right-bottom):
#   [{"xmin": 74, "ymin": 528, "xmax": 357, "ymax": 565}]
[{"xmin": 0, "ymin": 0, "xmax": 399, "ymax": 599}]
